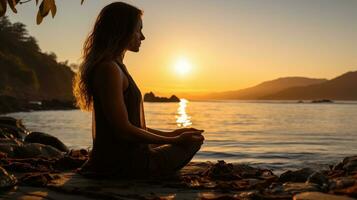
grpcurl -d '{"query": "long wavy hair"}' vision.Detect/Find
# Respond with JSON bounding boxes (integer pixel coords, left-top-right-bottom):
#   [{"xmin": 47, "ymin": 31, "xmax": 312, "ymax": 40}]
[{"xmin": 73, "ymin": 2, "xmax": 142, "ymax": 111}]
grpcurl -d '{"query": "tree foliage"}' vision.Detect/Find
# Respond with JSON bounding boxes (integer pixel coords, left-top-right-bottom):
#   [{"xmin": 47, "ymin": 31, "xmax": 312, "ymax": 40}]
[
  {"xmin": 0, "ymin": 0, "xmax": 85, "ymax": 24},
  {"xmin": 0, "ymin": 16, "xmax": 74, "ymax": 101}
]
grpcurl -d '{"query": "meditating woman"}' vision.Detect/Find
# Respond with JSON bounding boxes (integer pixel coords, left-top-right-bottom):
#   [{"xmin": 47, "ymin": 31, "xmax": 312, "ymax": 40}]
[{"xmin": 73, "ymin": 2, "xmax": 204, "ymax": 178}]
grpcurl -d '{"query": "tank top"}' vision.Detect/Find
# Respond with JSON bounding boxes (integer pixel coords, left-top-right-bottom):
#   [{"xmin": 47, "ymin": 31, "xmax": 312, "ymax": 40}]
[{"xmin": 85, "ymin": 61, "xmax": 149, "ymax": 176}]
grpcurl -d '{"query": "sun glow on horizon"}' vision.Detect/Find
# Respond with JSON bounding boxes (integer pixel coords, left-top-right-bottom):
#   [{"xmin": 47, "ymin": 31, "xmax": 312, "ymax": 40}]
[{"xmin": 174, "ymin": 57, "xmax": 192, "ymax": 76}]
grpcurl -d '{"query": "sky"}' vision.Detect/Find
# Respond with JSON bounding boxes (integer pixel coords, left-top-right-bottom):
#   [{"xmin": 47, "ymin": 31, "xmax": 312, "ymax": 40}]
[{"xmin": 6, "ymin": 0, "xmax": 357, "ymax": 96}]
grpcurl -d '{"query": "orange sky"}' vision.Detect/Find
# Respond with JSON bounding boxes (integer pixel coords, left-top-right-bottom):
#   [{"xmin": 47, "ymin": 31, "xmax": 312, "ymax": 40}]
[{"xmin": 7, "ymin": 0, "xmax": 357, "ymax": 97}]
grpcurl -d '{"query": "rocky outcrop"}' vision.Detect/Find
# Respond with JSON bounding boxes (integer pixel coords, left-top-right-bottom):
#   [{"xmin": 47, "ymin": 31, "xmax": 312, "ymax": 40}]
[
  {"xmin": 144, "ymin": 92, "xmax": 180, "ymax": 102},
  {"xmin": 311, "ymin": 99, "xmax": 334, "ymax": 103}
]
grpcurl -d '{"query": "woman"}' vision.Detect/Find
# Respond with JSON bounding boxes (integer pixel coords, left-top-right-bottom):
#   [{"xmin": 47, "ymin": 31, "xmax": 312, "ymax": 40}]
[{"xmin": 73, "ymin": 2, "xmax": 204, "ymax": 178}]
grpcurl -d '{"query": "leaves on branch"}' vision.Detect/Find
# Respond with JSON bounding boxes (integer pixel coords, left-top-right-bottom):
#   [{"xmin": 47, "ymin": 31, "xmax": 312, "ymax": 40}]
[
  {"xmin": 7, "ymin": 0, "xmax": 17, "ymax": 13},
  {"xmin": 0, "ymin": 0, "xmax": 7, "ymax": 17},
  {"xmin": 36, "ymin": 0, "xmax": 56, "ymax": 24},
  {"xmin": 0, "ymin": 0, "xmax": 85, "ymax": 25}
]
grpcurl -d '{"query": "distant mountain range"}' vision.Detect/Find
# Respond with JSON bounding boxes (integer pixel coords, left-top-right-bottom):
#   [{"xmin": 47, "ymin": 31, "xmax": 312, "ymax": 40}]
[
  {"xmin": 189, "ymin": 71, "xmax": 357, "ymax": 100},
  {"xmin": 263, "ymin": 71, "xmax": 357, "ymax": 100}
]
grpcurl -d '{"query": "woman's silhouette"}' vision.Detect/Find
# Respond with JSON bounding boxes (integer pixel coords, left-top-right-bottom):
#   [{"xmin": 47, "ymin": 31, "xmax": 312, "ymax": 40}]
[{"xmin": 73, "ymin": 2, "xmax": 204, "ymax": 178}]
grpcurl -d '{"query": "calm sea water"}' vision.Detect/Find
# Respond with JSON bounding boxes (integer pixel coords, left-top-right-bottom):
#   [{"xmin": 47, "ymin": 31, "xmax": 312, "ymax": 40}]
[{"xmin": 5, "ymin": 100, "xmax": 357, "ymax": 173}]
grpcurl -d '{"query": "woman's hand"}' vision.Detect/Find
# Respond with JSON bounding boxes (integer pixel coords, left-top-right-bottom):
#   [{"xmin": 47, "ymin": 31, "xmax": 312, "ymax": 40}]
[
  {"xmin": 174, "ymin": 131, "xmax": 204, "ymax": 145},
  {"xmin": 171, "ymin": 128, "xmax": 204, "ymax": 136}
]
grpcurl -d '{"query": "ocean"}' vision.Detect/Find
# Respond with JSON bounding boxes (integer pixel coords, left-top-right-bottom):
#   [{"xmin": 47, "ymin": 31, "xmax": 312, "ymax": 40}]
[{"xmin": 5, "ymin": 100, "xmax": 357, "ymax": 173}]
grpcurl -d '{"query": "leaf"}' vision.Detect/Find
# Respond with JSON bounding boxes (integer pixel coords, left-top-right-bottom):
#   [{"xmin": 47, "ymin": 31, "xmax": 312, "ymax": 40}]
[
  {"xmin": 38, "ymin": 0, "xmax": 50, "ymax": 17},
  {"xmin": 0, "ymin": 0, "xmax": 7, "ymax": 17},
  {"xmin": 36, "ymin": 8, "xmax": 43, "ymax": 24},
  {"xmin": 7, "ymin": 0, "xmax": 16, "ymax": 13},
  {"xmin": 81, "ymin": 0, "xmax": 84, "ymax": 5},
  {"xmin": 36, "ymin": 0, "xmax": 56, "ymax": 24},
  {"xmin": 49, "ymin": 0, "xmax": 56, "ymax": 18}
]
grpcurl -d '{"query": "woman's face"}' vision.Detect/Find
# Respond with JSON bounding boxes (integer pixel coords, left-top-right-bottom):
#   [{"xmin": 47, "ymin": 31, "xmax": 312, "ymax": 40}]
[{"xmin": 127, "ymin": 18, "xmax": 145, "ymax": 52}]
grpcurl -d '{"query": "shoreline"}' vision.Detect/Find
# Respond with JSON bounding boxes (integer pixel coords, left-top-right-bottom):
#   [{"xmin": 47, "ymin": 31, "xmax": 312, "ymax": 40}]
[
  {"xmin": 0, "ymin": 116, "xmax": 356, "ymax": 199},
  {"xmin": 0, "ymin": 95, "xmax": 77, "ymax": 115}
]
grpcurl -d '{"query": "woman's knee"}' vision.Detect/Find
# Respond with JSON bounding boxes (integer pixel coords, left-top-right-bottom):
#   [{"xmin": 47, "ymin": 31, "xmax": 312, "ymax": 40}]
[{"xmin": 180, "ymin": 141, "xmax": 202, "ymax": 154}]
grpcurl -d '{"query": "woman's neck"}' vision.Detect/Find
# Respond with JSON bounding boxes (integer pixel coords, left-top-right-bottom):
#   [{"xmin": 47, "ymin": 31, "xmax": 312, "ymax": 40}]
[{"xmin": 116, "ymin": 51, "xmax": 126, "ymax": 65}]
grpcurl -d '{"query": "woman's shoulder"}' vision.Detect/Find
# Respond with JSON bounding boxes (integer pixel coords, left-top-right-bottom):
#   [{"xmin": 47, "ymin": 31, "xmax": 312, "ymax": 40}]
[
  {"xmin": 92, "ymin": 60, "xmax": 129, "ymax": 90},
  {"xmin": 92, "ymin": 61, "xmax": 125, "ymax": 80}
]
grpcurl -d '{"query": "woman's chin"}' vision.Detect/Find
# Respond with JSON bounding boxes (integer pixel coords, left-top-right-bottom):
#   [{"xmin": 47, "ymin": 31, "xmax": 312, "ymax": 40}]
[{"xmin": 129, "ymin": 47, "xmax": 140, "ymax": 52}]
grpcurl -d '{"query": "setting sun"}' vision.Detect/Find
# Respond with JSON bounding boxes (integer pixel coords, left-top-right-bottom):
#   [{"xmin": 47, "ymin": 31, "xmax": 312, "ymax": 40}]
[{"xmin": 174, "ymin": 57, "xmax": 192, "ymax": 76}]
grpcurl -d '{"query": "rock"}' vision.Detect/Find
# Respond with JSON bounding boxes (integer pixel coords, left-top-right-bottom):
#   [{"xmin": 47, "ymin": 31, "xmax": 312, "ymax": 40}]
[
  {"xmin": 311, "ymin": 99, "xmax": 334, "ymax": 103},
  {"xmin": 0, "ymin": 143, "xmax": 18, "ymax": 157},
  {"xmin": 330, "ymin": 177, "xmax": 356, "ymax": 190},
  {"xmin": 0, "ymin": 166, "xmax": 17, "ymax": 189},
  {"xmin": 333, "ymin": 184, "xmax": 357, "ymax": 198},
  {"xmin": 25, "ymin": 132, "xmax": 69, "ymax": 152},
  {"xmin": 144, "ymin": 92, "xmax": 180, "ymax": 102},
  {"xmin": 294, "ymin": 192, "xmax": 356, "ymax": 200},
  {"xmin": 201, "ymin": 160, "xmax": 241, "ymax": 181},
  {"xmin": 4, "ymin": 161, "xmax": 52, "ymax": 173},
  {"xmin": 19, "ymin": 173, "xmax": 58, "ymax": 187},
  {"xmin": 279, "ymin": 168, "xmax": 316, "ymax": 183},
  {"xmin": 306, "ymin": 172, "xmax": 329, "ymax": 186},
  {"xmin": 14, "ymin": 143, "xmax": 64, "ymax": 159},
  {"xmin": 282, "ymin": 182, "xmax": 321, "ymax": 194},
  {"xmin": 237, "ymin": 190, "xmax": 260, "ymax": 198},
  {"xmin": 0, "ymin": 116, "xmax": 29, "ymax": 139},
  {"xmin": 54, "ymin": 156, "xmax": 87, "ymax": 171},
  {"xmin": 333, "ymin": 162, "xmax": 345, "ymax": 171},
  {"xmin": 342, "ymin": 156, "xmax": 357, "ymax": 174},
  {"xmin": 0, "ymin": 138, "xmax": 23, "ymax": 145}
]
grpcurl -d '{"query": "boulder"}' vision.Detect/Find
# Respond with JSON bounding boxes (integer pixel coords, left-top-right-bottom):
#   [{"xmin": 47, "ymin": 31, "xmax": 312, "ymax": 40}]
[
  {"xmin": 14, "ymin": 143, "xmax": 64, "ymax": 159},
  {"xmin": 25, "ymin": 132, "xmax": 69, "ymax": 152},
  {"xmin": 0, "ymin": 143, "xmax": 18, "ymax": 157},
  {"xmin": 201, "ymin": 160, "xmax": 241, "ymax": 180},
  {"xmin": 330, "ymin": 177, "xmax": 356, "ymax": 190},
  {"xmin": 342, "ymin": 156, "xmax": 357, "ymax": 174},
  {"xmin": 306, "ymin": 171, "xmax": 329, "ymax": 186},
  {"xmin": 0, "ymin": 116, "xmax": 29, "ymax": 139},
  {"xmin": 0, "ymin": 166, "xmax": 17, "ymax": 189},
  {"xmin": 279, "ymin": 168, "xmax": 316, "ymax": 183}
]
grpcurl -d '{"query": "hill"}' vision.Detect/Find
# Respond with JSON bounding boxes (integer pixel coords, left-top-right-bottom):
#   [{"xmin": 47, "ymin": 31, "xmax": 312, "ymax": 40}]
[
  {"xmin": 0, "ymin": 16, "xmax": 74, "ymax": 101},
  {"xmin": 191, "ymin": 77, "xmax": 327, "ymax": 100},
  {"xmin": 263, "ymin": 71, "xmax": 357, "ymax": 100}
]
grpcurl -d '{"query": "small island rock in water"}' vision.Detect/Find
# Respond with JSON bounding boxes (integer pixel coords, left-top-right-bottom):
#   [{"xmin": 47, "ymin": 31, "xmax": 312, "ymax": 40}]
[
  {"xmin": 311, "ymin": 99, "xmax": 334, "ymax": 103},
  {"xmin": 143, "ymin": 92, "xmax": 180, "ymax": 102}
]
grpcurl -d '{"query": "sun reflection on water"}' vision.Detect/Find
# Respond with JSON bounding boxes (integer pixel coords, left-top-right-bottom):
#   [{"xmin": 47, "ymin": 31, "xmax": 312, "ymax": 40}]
[{"xmin": 175, "ymin": 99, "xmax": 192, "ymax": 127}]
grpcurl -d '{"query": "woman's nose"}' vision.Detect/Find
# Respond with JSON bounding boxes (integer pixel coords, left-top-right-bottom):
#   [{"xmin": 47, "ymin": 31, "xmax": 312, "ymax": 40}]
[{"xmin": 141, "ymin": 33, "xmax": 145, "ymax": 40}]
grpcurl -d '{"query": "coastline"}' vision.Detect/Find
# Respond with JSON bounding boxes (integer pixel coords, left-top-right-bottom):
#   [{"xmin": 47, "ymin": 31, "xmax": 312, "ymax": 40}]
[
  {"xmin": 0, "ymin": 116, "xmax": 356, "ymax": 199},
  {"xmin": 0, "ymin": 95, "xmax": 77, "ymax": 115}
]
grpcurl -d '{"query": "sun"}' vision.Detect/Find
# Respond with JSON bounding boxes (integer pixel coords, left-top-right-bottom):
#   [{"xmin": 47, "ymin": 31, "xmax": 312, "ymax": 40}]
[{"xmin": 174, "ymin": 57, "xmax": 191, "ymax": 76}]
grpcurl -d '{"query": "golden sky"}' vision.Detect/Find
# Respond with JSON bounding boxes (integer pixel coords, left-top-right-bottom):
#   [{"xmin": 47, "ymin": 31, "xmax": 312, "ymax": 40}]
[{"xmin": 7, "ymin": 0, "xmax": 357, "ymax": 96}]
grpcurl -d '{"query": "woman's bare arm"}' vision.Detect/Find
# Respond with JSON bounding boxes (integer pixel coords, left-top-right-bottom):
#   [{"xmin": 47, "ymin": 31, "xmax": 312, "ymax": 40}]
[
  {"xmin": 147, "ymin": 127, "xmax": 175, "ymax": 137},
  {"xmin": 147, "ymin": 127, "xmax": 204, "ymax": 138}
]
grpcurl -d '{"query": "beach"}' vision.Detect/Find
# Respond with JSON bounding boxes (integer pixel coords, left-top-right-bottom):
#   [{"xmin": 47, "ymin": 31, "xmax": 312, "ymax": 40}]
[{"xmin": 1, "ymin": 100, "xmax": 357, "ymax": 199}]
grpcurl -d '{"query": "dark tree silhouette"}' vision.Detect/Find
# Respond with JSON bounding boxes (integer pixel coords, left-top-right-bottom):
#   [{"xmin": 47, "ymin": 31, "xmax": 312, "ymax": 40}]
[
  {"xmin": 0, "ymin": 0, "xmax": 84, "ymax": 24},
  {"xmin": 0, "ymin": 16, "xmax": 74, "ymax": 101}
]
